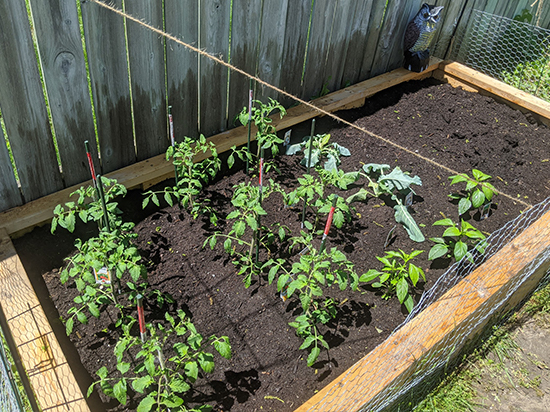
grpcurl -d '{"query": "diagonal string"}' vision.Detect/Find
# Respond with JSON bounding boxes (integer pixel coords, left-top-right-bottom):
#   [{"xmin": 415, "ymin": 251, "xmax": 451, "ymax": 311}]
[{"xmin": 88, "ymin": 0, "xmax": 533, "ymax": 209}]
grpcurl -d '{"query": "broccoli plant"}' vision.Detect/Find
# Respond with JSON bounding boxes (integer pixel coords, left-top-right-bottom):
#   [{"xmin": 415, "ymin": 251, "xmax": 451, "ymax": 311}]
[
  {"xmin": 286, "ymin": 132, "xmax": 351, "ymax": 171},
  {"xmin": 347, "ymin": 163, "xmax": 424, "ymax": 242}
]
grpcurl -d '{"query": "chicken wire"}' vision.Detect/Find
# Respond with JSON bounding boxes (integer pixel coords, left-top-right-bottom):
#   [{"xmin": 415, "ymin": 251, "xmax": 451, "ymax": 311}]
[
  {"xmin": 304, "ymin": 196, "xmax": 550, "ymax": 412},
  {"xmin": 450, "ymin": 9, "xmax": 550, "ymax": 102},
  {"xmin": 0, "ymin": 331, "xmax": 26, "ymax": 412}
]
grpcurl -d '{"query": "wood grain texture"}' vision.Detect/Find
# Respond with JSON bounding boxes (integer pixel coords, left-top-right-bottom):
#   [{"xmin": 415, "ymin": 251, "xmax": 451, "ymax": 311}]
[
  {"xmin": 358, "ymin": 0, "xmax": 392, "ymax": 80},
  {"xmin": 227, "ymin": 0, "xmax": 262, "ymax": 126},
  {"xmin": 81, "ymin": 0, "xmax": 135, "ymax": 174},
  {"xmin": 0, "ymin": 0, "xmax": 64, "ymax": 202},
  {"xmin": 295, "ymin": 208, "xmax": 550, "ymax": 411},
  {"xmin": 256, "ymin": 0, "xmax": 290, "ymax": 102},
  {"xmin": 199, "ymin": 0, "xmax": 231, "ymax": 136},
  {"xmin": 278, "ymin": 0, "xmax": 314, "ymax": 107},
  {"xmin": 0, "ymin": 60, "xmax": 441, "ymax": 237},
  {"xmin": 0, "ymin": 228, "xmax": 90, "ymax": 411},
  {"xmin": 28, "ymin": 0, "xmax": 97, "ymax": 187},
  {"xmin": 165, "ymin": 0, "xmax": 199, "ymax": 141},
  {"xmin": 126, "ymin": 0, "xmax": 167, "ymax": 161},
  {"xmin": 0, "ymin": 128, "xmax": 21, "ymax": 212}
]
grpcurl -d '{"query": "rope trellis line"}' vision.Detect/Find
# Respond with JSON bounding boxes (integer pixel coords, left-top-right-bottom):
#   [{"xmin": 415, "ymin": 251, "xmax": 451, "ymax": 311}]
[{"xmin": 88, "ymin": 0, "xmax": 533, "ymax": 209}]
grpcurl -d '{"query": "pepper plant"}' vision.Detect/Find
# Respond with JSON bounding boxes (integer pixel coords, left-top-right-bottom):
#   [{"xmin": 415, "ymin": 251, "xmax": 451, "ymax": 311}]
[
  {"xmin": 360, "ymin": 249, "xmax": 425, "ymax": 313},
  {"xmin": 88, "ymin": 310, "xmax": 231, "ymax": 412},
  {"xmin": 448, "ymin": 168, "xmax": 497, "ymax": 216},
  {"xmin": 347, "ymin": 163, "xmax": 424, "ymax": 242},
  {"xmin": 428, "ymin": 218, "xmax": 487, "ymax": 262},
  {"xmin": 143, "ymin": 135, "xmax": 221, "ymax": 225}
]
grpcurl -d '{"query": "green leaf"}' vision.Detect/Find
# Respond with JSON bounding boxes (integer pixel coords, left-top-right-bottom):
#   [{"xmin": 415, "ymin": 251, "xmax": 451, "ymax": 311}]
[
  {"xmin": 393, "ymin": 204, "xmax": 425, "ymax": 242},
  {"xmin": 404, "ymin": 294, "xmax": 414, "ymax": 313},
  {"xmin": 454, "ymin": 241, "xmax": 468, "ymax": 262},
  {"xmin": 113, "ymin": 379, "xmax": 127, "ymax": 405},
  {"xmin": 76, "ymin": 311, "xmax": 88, "ymax": 325},
  {"xmin": 285, "ymin": 143, "xmax": 303, "ymax": 155},
  {"xmin": 471, "ymin": 189, "xmax": 485, "ymax": 208},
  {"xmin": 429, "ymin": 244, "xmax": 449, "ymax": 260},
  {"xmin": 137, "ymin": 395, "xmax": 156, "ymax": 412},
  {"xmin": 396, "ymin": 278, "xmax": 408, "ymax": 304},
  {"xmin": 213, "ymin": 337, "xmax": 232, "ymax": 359},
  {"xmin": 300, "ymin": 294, "xmax": 311, "ymax": 313},
  {"xmin": 433, "ymin": 218, "xmax": 454, "ymax": 226},
  {"xmin": 359, "ymin": 269, "xmax": 381, "ymax": 282},
  {"xmin": 117, "ymin": 362, "xmax": 131, "ymax": 375},
  {"xmin": 185, "ymin": 361, "xmax": 199, "ymax": 382},
  {"xmin": 299, "ymin": 335, "xmax": 315, "ymax": 350},
  {"xmin": 307, "ymin": 347, "xmax": 321, "ymax": 367},
  {"xmin": 458, "ymin": 197, "xmax": 472, "ymax": 216},
  {"xmin": 449, "ymin": 174, "xmax": 469, "ymax": 185},
  {"xmin": 96, "ymin": 366, "xmax": 109, "ymax": 379},
  {"xmin": 198, "ymin": 352, "xmax": 215, "ymax": 373},
  {"xmin": 132, "ymin": 376, "xmax": 153, "ymax": 394},
  {"xmin": 88, "ymin": 302, "xmax": 100, "ymax": 318},
  {"xmin": 169, "ymin": 378, "xmax": 191, "ymax": 394},
  {"xmin": 442, "ymin": 226, "xmax": 461, "ymax": 237}
]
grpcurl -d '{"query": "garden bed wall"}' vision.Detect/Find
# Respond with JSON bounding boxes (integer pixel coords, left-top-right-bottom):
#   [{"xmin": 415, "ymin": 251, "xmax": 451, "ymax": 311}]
[{"xmin": 1, "ymin": 60, "xmax": 550, "ymax": 411}]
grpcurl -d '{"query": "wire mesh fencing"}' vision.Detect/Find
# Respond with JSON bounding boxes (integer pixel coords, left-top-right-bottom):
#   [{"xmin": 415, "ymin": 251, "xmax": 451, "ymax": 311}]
[
  {"xmin": 301, "ymin": 195, "xmax": 550, "ymax": 412},
  {"xmin": 450, "ymin": 9, "xmax": 550, "ymax": 102},
  {"xmin": 0, "ymin": 331, "xmax": 26, "ymax": 412}
]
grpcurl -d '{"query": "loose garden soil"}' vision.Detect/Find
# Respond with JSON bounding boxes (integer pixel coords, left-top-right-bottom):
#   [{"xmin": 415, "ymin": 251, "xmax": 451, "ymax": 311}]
[{"xmin": 13, "ymin": 78, "xmax": 550, "ymax": 412}]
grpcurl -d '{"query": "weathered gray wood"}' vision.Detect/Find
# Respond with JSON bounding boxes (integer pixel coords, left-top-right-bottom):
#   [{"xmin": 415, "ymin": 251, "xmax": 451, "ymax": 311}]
[
  {"xmin": 322, "ymin": 0, "xmax": 360, "ymax": 93},
  {"xmin": 341, "ymin": 0, "xmax": 375, "ymax": 86},
  {"xmin": 165, "ymin": 0, "xmax": 199, "ymax": 141},
  {"xmin": 199, "ymin": 0, "xmax": 231, "ymax": 137},
  {"xmin": 81, "ymin": 0, "xmax": 135, "ymax": 173},
  {"xmin": 301, "ymin": 0, "xmax": 337, "ymax": 100},
  {"xmin": 358, "ymin": 0, "xmax": 392, "ymax": 80},
  {"xmin": 28, "ymin": 0, "xmax": 97, "ymax": 187},
  {"xmin": 278, "ymin": 0, "xmax": 314, "ymax": 107},
  {"xmin": 256, "ymin": 0, "xmax": 289, "ymax": 103},
  {"xmin": 0, "ymin": 0, "xmax": 63, "ymax": 202},
  {"xmin": 432, "ymin": 0, "xmax": 468, "ymax": 59},
  {"xmin": 126, "ymin": 0, "xmax": 167, "ymax": 160},
  {"xmin": 0, "ymin": 132, "xmax": 21, "ymax": 212},
  {"xmin": 370, "ymin": 0, "xmax": 423, "ymax": 77},
  {"xmin": 227, "ymin": 0, "xmax": 262, "ymax": 127}
]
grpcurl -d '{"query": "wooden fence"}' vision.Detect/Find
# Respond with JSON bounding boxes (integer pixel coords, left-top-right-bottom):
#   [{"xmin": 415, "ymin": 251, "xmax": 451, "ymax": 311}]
[{"xmin": 0, "ymin": 0, "xmax": 549, "ymax": 214}]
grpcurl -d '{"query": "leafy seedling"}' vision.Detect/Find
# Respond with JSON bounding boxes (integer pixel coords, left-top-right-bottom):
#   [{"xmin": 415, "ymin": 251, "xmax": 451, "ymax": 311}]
[
  {"xmin": 286, "ymin": 132, "xmax": 351, "ymax": 172},
  {"xmin": 429, "ymin": 218, "xmax": 487, "ymax": 263},
  {"xmin": 448, "ymin": 169, "xmax": 497, "ymax": 217}
]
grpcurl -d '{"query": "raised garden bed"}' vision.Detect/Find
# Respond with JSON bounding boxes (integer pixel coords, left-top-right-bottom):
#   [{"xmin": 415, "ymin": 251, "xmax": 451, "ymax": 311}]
[{"xmin": 3, "ymin": 62, "xmax": 550, "ymax": 412}]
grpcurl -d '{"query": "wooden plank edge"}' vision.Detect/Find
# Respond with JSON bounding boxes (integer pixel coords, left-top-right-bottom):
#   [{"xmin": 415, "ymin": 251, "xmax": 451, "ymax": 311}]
[
  {"xmin": 0, "ymin": 228, "xmax": 91, "ymax": 411},
  {"xmin": 295, "ymin": 208, "xmax": 550, "ymax": 411},
  {"xmin": 0, "ymin": 59, "xmax": 441, "ymax": 237},
  {"xmin": 438, "ymin": 61, "xmax": 550, "ymax": 125}
]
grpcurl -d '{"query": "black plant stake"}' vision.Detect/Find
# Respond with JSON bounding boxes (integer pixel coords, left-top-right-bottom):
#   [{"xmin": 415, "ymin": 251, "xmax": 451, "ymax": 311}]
[{"xmin": 301, "ymin": 118, "xmax": 316, "ymax": 228}]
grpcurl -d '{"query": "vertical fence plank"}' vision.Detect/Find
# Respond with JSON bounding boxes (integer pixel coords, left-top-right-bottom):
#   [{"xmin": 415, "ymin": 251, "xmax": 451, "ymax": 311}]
[
  {"xmin": 227, "ymin": 0, "xmax": 262, "ymax": 128},
  {"xmin": 358, "ymin": 0, "xmax": 391, "ymax": 80},
  {"xmin": 126, "ymin": 0, "xmax": 167, "ymax": 161},
  {"xmin": 199, "ymin": 0, "xmax": 231, "ymax": 137},
  {"xmin": 278, "ymin": 0, "xmax": 314, "ymax": 107},
  {"xmin": 0, "ymin": 0, "xmax": 63, "ymax": 203},
  {"xmin": 256, "ymin": 0, "xmax": 289, "ymax": 103},
  {"xmin": 322, "ymin": 0, "xmax": 362, "ymax": 93},
  {"xmin": 0, "ymin": 133, "xmax": 21, "ymax": 212},
  {"xmin": 341, "ymin": 0, "xmax": 375, "ymax": 86},
  {"xmin": 371, "ymin": 0, "xmax": 424, "ymax": 77},
  {"xmin": 81, "ymin": 0, "xmax": 135, "ymax": 174},
  {"xmin": 301, "ymin": 0, "xmax": 337, "ymax": 100},
  {"xmin": 165, "ymin": 0, "xmax": 199, "ymax": 141},
  {"xmin": 28, "ymin": 0, "xmax": 97, "ymax": 187},
  {"xmin": 432, "ymin": 0, "xmax": 469, "ymax": 59}
]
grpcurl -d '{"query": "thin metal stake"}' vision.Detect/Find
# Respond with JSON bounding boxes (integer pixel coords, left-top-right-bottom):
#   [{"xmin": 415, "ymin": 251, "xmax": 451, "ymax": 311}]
[
  {"xmin": 301, "ymin": 119, "xmax": 316, "ymax": 228},
  {"xmin": 246, "ymin": 80, "xmax": 253, "ymax": 176},
  {"xmin": 168, "ymin": 106, "xmax": 178, "ymax": 186},
  {"xmin": 95, "ymin": 175, "xmax": 110, "ymax": 232}
]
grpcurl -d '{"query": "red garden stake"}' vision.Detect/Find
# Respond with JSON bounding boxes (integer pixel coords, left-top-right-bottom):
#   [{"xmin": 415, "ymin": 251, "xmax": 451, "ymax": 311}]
[
  {"xmin": 85, "ymin": 140, "xmax": 97, "ymax": 187},
  {"xmin": 320, "ymin": 195, "xmax": 338, "ymax": 253},
  {"xmin": 136, "ymin": 294, "xmax": 146, "ymax": 343},
  {"xmin": 168, "ymin": 106, "xmax": 178, "ymax": 185}
]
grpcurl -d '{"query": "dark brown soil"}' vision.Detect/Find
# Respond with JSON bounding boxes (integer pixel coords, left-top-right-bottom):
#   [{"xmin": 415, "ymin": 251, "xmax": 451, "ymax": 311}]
[{"xmin": 13, "ymin": 78, "xmax": 550, "ymax": 412}]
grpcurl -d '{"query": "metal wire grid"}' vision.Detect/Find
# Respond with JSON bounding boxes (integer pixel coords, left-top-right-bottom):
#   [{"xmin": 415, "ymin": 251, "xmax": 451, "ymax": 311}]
[
  {"xmin": 0, "ymin": 331, "xmax": 25, "ymax": 412},
  {"xmin": 304, "ymin": 195, "xmax": 550, "ymax": 411},
  {"xmin": 451, "ymin": 10, "xmax": 550, "ymax": 102}
]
